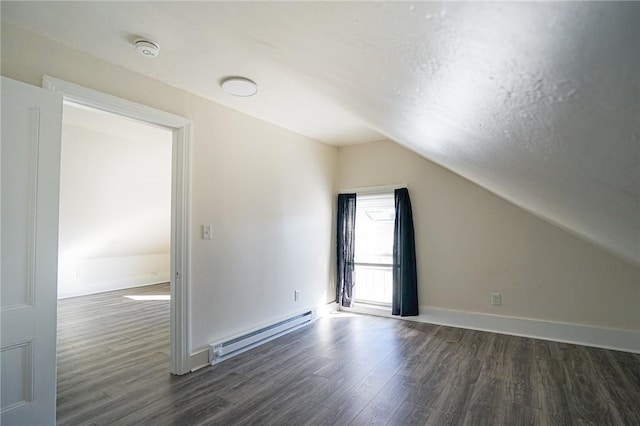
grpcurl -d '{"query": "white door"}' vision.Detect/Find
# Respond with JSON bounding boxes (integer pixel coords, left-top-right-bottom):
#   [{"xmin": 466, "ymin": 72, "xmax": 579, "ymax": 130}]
[{"xmin": 1, "ymin": 77, "xmax": 62, "ymax": 425}]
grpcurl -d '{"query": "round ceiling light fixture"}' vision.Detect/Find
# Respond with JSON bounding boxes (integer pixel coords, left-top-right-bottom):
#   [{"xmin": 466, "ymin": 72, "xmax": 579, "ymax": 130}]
[
  {"xmin": 134, "ymin": 39, "xmax": 160, "ymax": 58},
  {"xmin": 221, "ymin": 76, "xmax": 258, "ymax": 97}
]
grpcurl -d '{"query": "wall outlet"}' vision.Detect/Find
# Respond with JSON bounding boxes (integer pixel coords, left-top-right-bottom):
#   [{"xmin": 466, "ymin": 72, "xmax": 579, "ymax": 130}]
[
  {"xmin": 294, "ymin": 290, "xmax": 300, "ymax": 302},
  {"xmin": 491, "ymin": 292, "xmax": 502, "ymax": 306},
  {"xmin": 201, "ymin": 224, "xmax": 212, "ymax": 240}
]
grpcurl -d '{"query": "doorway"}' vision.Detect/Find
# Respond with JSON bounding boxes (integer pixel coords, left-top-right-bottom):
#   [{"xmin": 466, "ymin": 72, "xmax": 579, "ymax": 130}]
[
  {"xmin": 43, "ymin": 76, "xmax": 192, "ymax": 376},
  {"xmin": 55, "ymin": 104, "xmax": 174, "ymax": 422},
  {"xmin": 57, "ymin": 103, "xmax": 173, "ymax": 298}
]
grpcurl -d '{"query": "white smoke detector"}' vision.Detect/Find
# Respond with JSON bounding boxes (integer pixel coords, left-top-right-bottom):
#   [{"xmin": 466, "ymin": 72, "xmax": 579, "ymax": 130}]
[{"xmin": 134, "ymin": 39, "xmax": 160, "ymax": 58}]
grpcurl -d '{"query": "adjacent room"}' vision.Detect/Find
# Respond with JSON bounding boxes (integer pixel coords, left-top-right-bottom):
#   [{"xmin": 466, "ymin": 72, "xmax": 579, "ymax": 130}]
[
  {"xmin": 1, "ymin": 1, "xmax": 638, "ymax": 425},
  {"xmin": 55, "ymin": 104, "xmax": 173, "ymax": 423},
  {"xmin": 57, "ymin": 104, "xmax": 172, "ymax": 299}
]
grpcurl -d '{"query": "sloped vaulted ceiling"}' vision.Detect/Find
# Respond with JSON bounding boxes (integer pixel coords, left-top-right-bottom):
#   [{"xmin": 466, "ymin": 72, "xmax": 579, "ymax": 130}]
[{"xmin": 2, "ymin": 1, "xmax": 638, "ymax": 263}]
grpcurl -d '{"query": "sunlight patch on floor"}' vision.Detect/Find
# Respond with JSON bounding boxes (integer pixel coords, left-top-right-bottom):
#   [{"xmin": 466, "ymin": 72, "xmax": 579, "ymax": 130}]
[
  {"xmin": 124, "ymin": 295, "xmax": 170, "ymax": 301},
  {"xmin": 327, "ymin": 311, "xmax": 361, "ymax": 318}
]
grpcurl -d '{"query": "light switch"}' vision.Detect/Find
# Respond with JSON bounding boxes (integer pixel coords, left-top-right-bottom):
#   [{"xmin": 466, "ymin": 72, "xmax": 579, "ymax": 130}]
[{"xmin": 201, "ymin": 224, "xmax": 212, "ymax": 240}]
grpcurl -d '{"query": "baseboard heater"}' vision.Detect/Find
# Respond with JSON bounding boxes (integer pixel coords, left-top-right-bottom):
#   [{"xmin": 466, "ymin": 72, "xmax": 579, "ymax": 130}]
[{"xmin": 209, "ymin": 309, "xmax": 315, "ymax": 365}]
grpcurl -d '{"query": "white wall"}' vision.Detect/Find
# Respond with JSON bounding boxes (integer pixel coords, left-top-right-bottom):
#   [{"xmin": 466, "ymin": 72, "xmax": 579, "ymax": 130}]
[
  {"xmin": 1, "ymin": 23, "xmax": 337, "ymax": 352},
  {"xmin": 57, "ymin": 106, "xmax": 172, "ymax": 298},
  {"xmin": 337, "ymin": 140, "xmax": 640, "ymax": 332}
]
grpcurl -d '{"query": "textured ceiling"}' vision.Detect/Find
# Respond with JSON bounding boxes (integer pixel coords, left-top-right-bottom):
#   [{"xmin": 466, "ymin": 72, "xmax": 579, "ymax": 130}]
[{"xmin": 2, "ymin": 1, "xmax": 638, "ymax": 263}]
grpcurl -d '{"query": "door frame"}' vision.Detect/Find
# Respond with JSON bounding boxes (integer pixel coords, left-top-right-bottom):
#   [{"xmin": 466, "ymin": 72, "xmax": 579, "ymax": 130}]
[{"xmin": 43, "ymin": 76, "xmax": 192, "ymax": 375}]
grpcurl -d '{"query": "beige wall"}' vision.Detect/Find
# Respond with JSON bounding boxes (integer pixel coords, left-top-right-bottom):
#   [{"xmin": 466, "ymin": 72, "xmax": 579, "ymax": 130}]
[
  {"xmin": 4, "ymin": 22, "xmax": 637, "ymax": 346},
  {"xmin": 337, "ymin": 140, "xmax": 640, "ymax": 332},
  {"xmin": 58, "ymin": 114, "xmax": 173, "ymax": 298},
  {"xmin": 2, "ymin": 23, "xmax": 338, "ymax": 351}
]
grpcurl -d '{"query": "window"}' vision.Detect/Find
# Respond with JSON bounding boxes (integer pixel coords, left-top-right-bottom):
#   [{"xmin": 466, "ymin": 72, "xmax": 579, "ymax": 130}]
[{"xmin": 353, "ymin": 193, "xmax": 395, "ymax": 305}]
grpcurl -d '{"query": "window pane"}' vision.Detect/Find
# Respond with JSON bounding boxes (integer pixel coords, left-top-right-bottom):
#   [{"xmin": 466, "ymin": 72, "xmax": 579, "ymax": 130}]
[
  {"xmin": 354, "ymin": 193, "xmax": 395, "ymax": 265},
  {"xmin": 354, "ymin": 264, "xmax": 393, "ymax": 305},
  {"xmin": 354, "ymin": 192, "xmax": 394, "ymax": 305}
]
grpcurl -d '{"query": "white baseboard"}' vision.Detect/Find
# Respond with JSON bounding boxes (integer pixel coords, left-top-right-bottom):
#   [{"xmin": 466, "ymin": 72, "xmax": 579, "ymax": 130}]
[
  {"xmin": 190, "ymin": 348, "xmax": 210, "ymax": 372},
  {"xmin": 341, "ymin": 304, "xmax": 640, "ymax": 354}
]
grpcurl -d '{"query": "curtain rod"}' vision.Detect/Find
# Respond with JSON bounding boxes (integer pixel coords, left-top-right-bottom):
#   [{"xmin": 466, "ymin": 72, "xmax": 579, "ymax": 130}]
[{"xmin": 338, "ymin": 183, "xmax": 408, "ymax": 195}]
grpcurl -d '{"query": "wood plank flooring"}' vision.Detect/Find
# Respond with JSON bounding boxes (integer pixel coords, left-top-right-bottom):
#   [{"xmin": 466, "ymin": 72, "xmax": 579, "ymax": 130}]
[{"xmin": 57, "ymin": 285, "xmax": 640, "ymax": 425}]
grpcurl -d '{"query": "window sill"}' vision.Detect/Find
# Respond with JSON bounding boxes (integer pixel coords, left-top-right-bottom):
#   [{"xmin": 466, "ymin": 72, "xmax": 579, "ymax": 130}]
[{"xmin": 340, "ymin": 302, "xmax": 393, "ymax": 319}]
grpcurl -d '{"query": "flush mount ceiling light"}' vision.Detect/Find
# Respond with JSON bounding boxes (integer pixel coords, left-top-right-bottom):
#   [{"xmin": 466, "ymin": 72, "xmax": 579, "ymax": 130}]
[
  {"xmin": 134, "ymin": 39, "xmax": 160, "ymax": 58},
  {"xmin": 221, "ymin": 76, "xmax": 258, "ymax": 97}
]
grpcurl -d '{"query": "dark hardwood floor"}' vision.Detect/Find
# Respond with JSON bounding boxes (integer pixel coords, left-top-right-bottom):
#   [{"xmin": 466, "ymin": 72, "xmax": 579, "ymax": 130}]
[{"xmin": 57, "ymin": 284, "xmax": 640, "ymax": 425}]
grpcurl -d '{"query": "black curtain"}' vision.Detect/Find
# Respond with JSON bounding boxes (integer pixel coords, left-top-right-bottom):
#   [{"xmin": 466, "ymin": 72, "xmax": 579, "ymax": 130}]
[
  {"xmin": 336, "ymin": 193, "xmax": 356, "ymax": 307},
  {"xmin": 392, "ymin": 188, "xmax": 419, "ymax": 316}
]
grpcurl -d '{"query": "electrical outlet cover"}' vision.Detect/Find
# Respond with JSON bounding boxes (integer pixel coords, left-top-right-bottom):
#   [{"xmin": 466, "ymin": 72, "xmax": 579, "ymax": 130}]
[{"xmin": 491, "ymin": 292, "xmax": 502, "ymax": 306}]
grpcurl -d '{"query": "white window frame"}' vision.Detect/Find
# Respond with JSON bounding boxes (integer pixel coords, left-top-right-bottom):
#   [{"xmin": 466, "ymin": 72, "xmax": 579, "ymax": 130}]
[{"xmin": 339, "ymin": 184, "xmax": 406, "ymax": 307}]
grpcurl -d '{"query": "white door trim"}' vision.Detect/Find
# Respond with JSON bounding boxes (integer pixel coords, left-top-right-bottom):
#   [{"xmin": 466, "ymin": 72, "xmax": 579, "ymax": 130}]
[{"xmin": 42, "ymin": 76, "xmax": 192, "ymax": 375}]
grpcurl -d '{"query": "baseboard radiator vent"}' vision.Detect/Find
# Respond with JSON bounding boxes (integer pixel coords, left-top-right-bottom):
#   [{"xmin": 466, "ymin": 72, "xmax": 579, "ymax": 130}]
[{"xmin": 209, "ymin": 309, "xmax": 316, "ymax": 365}]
